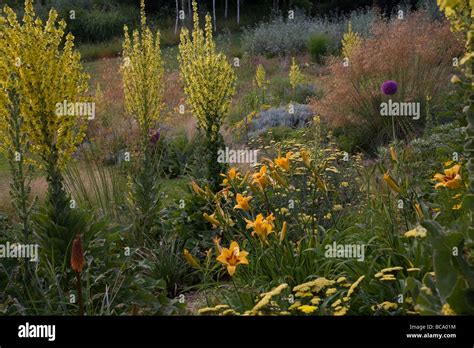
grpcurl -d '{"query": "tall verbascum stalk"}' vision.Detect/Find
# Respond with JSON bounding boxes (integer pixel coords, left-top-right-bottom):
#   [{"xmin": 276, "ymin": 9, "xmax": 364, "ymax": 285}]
[
  {"xmin": 121, "ymin": 0, "xmax": 164, "ymax": 245},
  {"xmin": 178, "ymin": 0, "xmax": 236, "ymax": 190},
  {"xmin": 437, "ymin": 0, "xmax": 474, "ymax": 231},
  {"xmin": 0, "ymin": 0, "xmax": 89, "ymax": 217},
  {"xmin": 0, "ymin": 14, "xmax": 35, "ymax": 243}
]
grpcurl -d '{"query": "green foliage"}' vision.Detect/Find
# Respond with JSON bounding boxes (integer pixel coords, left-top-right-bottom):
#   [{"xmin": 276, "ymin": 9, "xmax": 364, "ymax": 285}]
[{"xmin": 307, "ymin": 33, "xmax": 331, "ymax": 63}]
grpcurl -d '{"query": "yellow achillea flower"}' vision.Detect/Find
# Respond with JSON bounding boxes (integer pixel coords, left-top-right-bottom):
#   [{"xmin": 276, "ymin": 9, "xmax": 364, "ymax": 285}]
[
  {"xmin": 252, "ymin": 165, "xmax": 269, "ymax": 189},
  {"xmin": 251, "ymin": 283, "xmax": 288, "ymax": 313},
  {"xmin": 331, "ymin": 299, "xmax": 342, "ymax": 308},
  {"xmin": 379, "ymin": 274, "xmax": 397, "ymax": 281},
  {"xmin": 404, "ymin": 226, "xmax": 427, "ymax": 239},
  {"xmin": 380, "ymin": 266, "xmax": 403, "ymax": 273},
  {"xmin": 333, "ymin": 306, "xmax": 348, "ymax": 316},
  {"xmin": 275, "ymin": 151, "xmax": 293, "ymax": 171},
  {"xmin": 298, "ymin": 305, "xmax": 317, "ymax": 314},
  {"xmin": 295, "ymin": 291, "xmax": 313, "ymax": 298},
  {"xmin": 310, "ymin": 297, "xmax": 321, "ymax": 305},
  {"xmin": 234, "ymin": 193, "xmax": 253, "ymax": 211},
  {"xmin": 216, "ymin": 241, "xmax": 249, "ymax": 276},
  {"xmin": 383, "ymin": 171, "xmax": 402, "ymax": 193},
  {"xmin": 325, "ymin": 288, "xmax": 337, "ymax": 296},
  {"xmin": 336, "ymin": 277, "xmax": 347, "ymax": 284},
  {"xmin": 407, "ymin": 267, "xmax": 421, "ymax": 272},
  {"xmin": 198, "ymin": 307, "xmax": 219, "ymax": 314},
  {"xmin": 183, "ymin": 249, "xmax": 200, "ymax": 269},
  {"xmin": 293, "ymin": 278, "xmax": 336, "ymax": 293},
  {"xmin": 346, "ymin": 275, "xmax": 365, "ymax": 298},
  {"xmin": 288, "ymin": 301, "xmax": 302, "ymax": 310},
  {"xmin": 441, "ymin": 303, "xmax": 456, "ymax": 315},
  {"xmin": 433, "ymin": 164, "xmax": 462, "ymax": 189},
  {"xmin": 245, "ymin": 213, "xmax": 275, "ymax": 240},
  {"xmin": 371, "ymin": 301, "xmax": 398, "ymax": 311}
]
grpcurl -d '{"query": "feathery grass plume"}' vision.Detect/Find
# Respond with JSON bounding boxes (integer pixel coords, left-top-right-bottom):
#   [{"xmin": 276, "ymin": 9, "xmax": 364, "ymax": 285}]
[
  {"xmin": 178, "ymin": 0, "xmax": 236, "ymax": 190},
  {"xmin": 121, "ymin": 0, "xmax": 165, "ymax": 245}
]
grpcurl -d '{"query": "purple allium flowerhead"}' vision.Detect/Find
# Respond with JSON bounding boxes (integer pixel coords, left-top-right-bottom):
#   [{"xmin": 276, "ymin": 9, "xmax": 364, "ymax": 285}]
[
  {"xmin": 381, "ymin": 80, "xmax": 398, "ymax": 96},
  {"xmin": 148, "ymin": 129, "xmax": 160, "ymax": 144}
]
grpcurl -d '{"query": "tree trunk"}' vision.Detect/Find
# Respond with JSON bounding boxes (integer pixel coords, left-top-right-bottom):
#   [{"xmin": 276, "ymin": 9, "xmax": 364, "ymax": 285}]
[
  {"xmin": 237, "ymin": 0, "xmax": 240, "ymax": 25},
  {"xmin": 225, "ymin": 0, "xmax": 228, "ymax": 19},
  {"xmin": 174, "ymin": 0, "xmax": 179, "ymax": 34},
  {"xmin": 213, "ymin": 0, "xmax": 216, "ymax": 31}
]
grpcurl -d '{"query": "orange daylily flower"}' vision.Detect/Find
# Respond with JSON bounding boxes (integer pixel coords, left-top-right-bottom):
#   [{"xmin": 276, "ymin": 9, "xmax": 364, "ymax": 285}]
[
  {"xmin": 234, "ymin": 193, "xmax": 252, "ymax": 211},
  {"xmin": 275, "ymin": 151, "xmax": 293, "ymax": 171},
  {"xmin": 252, "ymin": 165, "xmax": 269, "ymax": 189},
  {"xmin": 244, "ymin": 213, "xmax": 275, "ymax": 240},
  {"xmin": 383, "ymin": 171, "xmax": 402, "ymax": 193},
  {"xmin": 216, "ymin": 241, "xmax": 249, "ymax": 276},
  {"xmin": 433, "ymin": 164, "xmax": 462, "ymax": 189}
]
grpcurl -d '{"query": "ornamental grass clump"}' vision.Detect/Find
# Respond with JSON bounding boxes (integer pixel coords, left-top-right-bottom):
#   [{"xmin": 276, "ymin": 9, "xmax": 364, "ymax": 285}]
[{"xmin": 178, "ymin": 0, "xmax": 236, "ymax": 191}]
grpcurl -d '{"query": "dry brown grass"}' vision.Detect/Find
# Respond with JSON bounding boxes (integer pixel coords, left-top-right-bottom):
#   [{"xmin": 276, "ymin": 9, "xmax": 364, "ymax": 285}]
[{"xmin": 311, "ymin": 11, "xmax": 463, "ymax": 148}]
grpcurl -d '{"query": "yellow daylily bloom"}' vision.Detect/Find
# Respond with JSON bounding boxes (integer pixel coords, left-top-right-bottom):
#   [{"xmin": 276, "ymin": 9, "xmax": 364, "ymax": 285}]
[
  {"xmin": 275, "ymin": 151, "xmax": 293, "ymax": 171},
  {"xmin": 383, "ymin": 171, "xmax": 402, "ymax": 193},
  {"xmin": 227, "ymin": 167, "xmax": 239, "ymax": 181},
  {"xmin": 183, "ymin": 249, "xmax": 200, "ymax": 269},
  {"xmin": 433, "ymin": 164, "xmax": 462, "ymax": 189},
  {"xmin": 234, "ymin": 193, "xmax": 252, "ymax": 211},
  {"xmin": 191, "ymin": 181, "xmax": 205, "ymax": 196},
  {"xmin": 203, "ymin": 212, "xmax": 220, "ymax": 227},
  {"xmin": 279, "ymin": 221, "xmax": 288, "ymax": 242},
  {"xmin": 252, "ymin": 165, "xmax": 269, "ymax": 189},
  {"xmin": 244, "ymin": 213, "xmax": 275, "ymax": 241},
  {"xmin": 414, "ymin": 203, "xmax": 424, "ymax": 220},
  {"xmin": 389, "ymin": 146, "xmax": 398, "ymax": 162},
  {"xmin": 216, "ymin": 241, "xmax": 249, "ymax": 276},
  {"xmin": 300, "ymin": 148, "xmax": 311, "ymax": 168}
]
